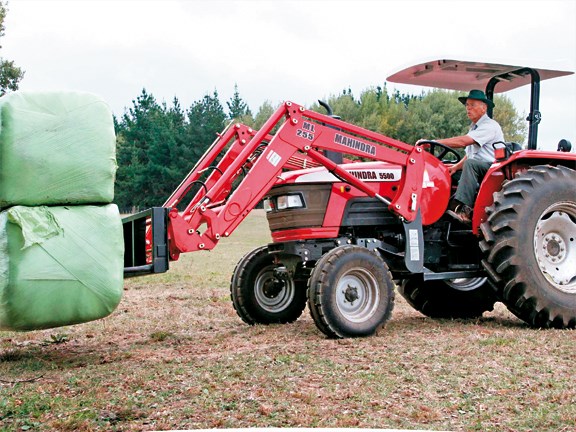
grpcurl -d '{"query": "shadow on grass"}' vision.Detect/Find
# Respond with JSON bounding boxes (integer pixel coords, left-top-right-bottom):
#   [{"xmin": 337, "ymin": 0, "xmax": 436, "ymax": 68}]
[
  {"xmin": 0, "ymin": 341, "xmax": 134, "ymax": 380},
  {"xmin": 382, "ymin": 313, "xmax": 527, "ymax": 332}
]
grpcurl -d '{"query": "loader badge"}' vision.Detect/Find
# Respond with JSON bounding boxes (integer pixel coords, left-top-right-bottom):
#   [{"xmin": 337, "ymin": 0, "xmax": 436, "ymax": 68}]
[
  {"xmin": 296, "ymin": 121, "xmax": 316, "ymax": 141},
  {"xmin": 334, "ymin": 133, "xmax": 376, "ymax": 156}
]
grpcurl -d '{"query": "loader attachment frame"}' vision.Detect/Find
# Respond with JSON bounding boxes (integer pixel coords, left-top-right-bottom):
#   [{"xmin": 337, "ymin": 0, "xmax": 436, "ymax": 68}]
[{"xmin": 123, "ymin": 207, "xmax": 169, "ymax": 277}]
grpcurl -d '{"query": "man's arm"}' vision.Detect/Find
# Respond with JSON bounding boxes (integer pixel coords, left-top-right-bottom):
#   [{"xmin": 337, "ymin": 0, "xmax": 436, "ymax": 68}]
[
  {"xmin": 436, "ymin": 135, "xmax": 475, "ymax": 148},
  {"xmin": 416, "ymin": 135, "xmax": 476, "ymax": 148}
]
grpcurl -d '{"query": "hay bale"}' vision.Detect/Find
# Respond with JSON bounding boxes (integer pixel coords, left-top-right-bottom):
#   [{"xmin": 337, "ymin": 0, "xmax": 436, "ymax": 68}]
[
  {"xmin": 0, "ymin": 91, "xmax": 117, "ymax": 208},
  {"xmin": 0, "ymin": 204, "xmax": 124, "ymax": 330}
]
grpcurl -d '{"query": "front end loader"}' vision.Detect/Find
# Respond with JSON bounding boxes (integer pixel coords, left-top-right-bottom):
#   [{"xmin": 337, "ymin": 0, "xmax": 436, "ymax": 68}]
[{"xmin": 123, "ymin": 59, "xmax": 576, "ymax": 337}]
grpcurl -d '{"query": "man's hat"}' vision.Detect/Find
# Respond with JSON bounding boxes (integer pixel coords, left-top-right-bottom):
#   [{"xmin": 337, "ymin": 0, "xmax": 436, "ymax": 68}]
[{"xmin": 458, "ymin": 89, "xmax": 495, "ymax": 108}]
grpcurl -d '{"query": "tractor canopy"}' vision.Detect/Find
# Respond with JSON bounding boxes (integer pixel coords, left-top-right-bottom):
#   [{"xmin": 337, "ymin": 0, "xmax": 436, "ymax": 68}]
[{"xmin": 386, "ymin": 59, "xmax": 573, "ymax": 93}]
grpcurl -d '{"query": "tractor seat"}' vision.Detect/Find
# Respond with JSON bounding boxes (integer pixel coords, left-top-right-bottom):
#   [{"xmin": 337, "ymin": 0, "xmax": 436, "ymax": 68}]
[
  {"xmin": 505, "ymin": 142, "xmax": 523, "ymax": 153},
  {"xmin": 491, "ymin": 141, "xmax": 522, "ymax": 160}
]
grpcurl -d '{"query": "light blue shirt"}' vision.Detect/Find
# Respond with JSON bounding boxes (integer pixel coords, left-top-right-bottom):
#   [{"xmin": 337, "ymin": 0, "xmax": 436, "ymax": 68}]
[{"xmin": 465, "ymin": 113, "xmax": 504, "ymax": 163}]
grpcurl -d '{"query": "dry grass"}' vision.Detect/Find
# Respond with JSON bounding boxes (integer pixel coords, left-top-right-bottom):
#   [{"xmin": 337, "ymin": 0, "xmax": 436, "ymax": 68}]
[{"xmin": 1, "ymin": 210, "xmax": 575, "ymax": 431}]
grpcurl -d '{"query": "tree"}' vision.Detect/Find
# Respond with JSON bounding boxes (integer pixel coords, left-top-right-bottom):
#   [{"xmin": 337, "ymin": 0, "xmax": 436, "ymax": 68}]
[
  {"xmin": 399, "ymin": 90, "xmax": 470, "ymax": 144},
  {"xmin": 115, "ymin": 89, "xmax": 228, "ymax": 209},
  {"xmin": 492, "ymin": 95, "xmax": 527, "ymax": 144},
  {"xmin": 114, "ymin": 89, "xmax": 163, "ymax": 209},
  {"xmin": 114, "ymin": 90, "xmax": 188, "ymax": 209},
  {"xmin": 325, "ymin": 92, "xmax": 360, "ymax": 125},
  {"xmin": 186, "ymin": 90, "xmax": 227, "ymax": 161},
  {"xmin": 252, "ymin": 100, "xmax": 276, "ymax": 130},
  {"xmin": 0, "ymin": 1, "xmax": 24, "ymax": 95},
  {"xmin": 227, "ymin": 84, "xmax": 252, "ymax": 121}
]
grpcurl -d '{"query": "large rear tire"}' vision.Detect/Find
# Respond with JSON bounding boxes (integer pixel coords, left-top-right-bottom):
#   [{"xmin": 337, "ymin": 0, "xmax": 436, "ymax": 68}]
[
  {"xmin": 230, "ymin": 246, "xmax": 307, "ymax": 325},
  {"xmin": 399, "ymin": 277, "xmax": 496, "ymax": 319},
  {"xmin": 307, "ymin": 246, "xmax": 395, "ymax": 338},
  {"xmin": 480, "ymin": 165, "xmax": 576, "ymax": 328}
]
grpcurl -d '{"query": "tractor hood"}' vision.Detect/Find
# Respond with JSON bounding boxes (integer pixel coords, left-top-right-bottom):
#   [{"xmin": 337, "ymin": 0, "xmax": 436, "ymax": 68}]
[{"xmin": 386, "ymin": 59, "xmax": 573, "ymax": 93}]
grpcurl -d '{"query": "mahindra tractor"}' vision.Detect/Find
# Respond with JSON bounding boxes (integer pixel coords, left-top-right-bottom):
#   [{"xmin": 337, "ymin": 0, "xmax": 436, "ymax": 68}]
[{"xmin": 123, "ymin": 59, "xmax": 576, "ymax": 338}]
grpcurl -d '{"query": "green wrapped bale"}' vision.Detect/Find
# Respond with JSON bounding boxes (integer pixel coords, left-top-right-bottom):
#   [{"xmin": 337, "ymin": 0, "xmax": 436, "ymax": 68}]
[
  {"xmin": 0, "ymin": 91, "xmax": 117, "ymax": 208},
  {"xmin": 0, "ymin": 204, "xmax": 124, "ymax": 331}
]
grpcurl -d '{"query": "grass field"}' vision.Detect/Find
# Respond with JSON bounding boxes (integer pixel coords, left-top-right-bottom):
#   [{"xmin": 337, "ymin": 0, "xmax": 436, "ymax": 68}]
[{"xmin": 1, "ymin": 210, "xmax": 575, "ymax": 431}]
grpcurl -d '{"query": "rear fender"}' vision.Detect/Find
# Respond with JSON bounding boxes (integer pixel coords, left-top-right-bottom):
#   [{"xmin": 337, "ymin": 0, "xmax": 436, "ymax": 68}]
[{"xmin": 473, "ymin": 150, "xmax": 576, "ymax": 234}]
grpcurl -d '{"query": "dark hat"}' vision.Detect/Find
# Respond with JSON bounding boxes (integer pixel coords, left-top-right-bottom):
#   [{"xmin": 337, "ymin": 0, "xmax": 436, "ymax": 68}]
[{"xmin": 458, "ymin": 89, "xmax": 495, "ymax": 108}]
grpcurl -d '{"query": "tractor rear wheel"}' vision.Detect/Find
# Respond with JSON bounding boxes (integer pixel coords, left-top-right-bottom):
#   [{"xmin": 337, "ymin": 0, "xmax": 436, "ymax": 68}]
[
  {"xmin": 307, "ymin": 246, "xmax": 395, "ymax": 338},
  {"xmin": 480, "ymin": 165, "xmax": 576, "ymax": 328},
  {"xmin": 230, "ymin": 246, "xmax": 307, "ymax": 325},
  {"xmin": 399, "ymin": 277, "xmax": 496, "ymax": 319}
]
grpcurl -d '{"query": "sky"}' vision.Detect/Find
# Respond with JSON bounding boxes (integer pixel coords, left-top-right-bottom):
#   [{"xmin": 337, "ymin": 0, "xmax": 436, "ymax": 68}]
[{"xmin": 3, "ymin": 0, "xmax": 576, "ymax": 150}]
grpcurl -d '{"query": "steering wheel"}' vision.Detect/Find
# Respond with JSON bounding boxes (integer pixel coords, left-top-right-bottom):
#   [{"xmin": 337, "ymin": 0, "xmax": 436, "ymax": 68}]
[{"xmin": 416, "ymin": 140, "xmax": 462, "ymax": 163}]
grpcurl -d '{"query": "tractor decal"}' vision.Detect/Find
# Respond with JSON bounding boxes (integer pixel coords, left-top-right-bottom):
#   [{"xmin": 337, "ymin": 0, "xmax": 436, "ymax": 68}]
[
  {"xmin": 266, "ymin": 149, "xmax": 282, "ymax": 167},
  {"xmin": 422, "ymin": 169, "xmax": 435, "ymax": 188},
  {"xmin": 348, "ymin": 169, "xmax": 401, "ymax": 182},
  {"xmin": 334, "ymin": 133, "xmax": 377, "ymax": 156}
]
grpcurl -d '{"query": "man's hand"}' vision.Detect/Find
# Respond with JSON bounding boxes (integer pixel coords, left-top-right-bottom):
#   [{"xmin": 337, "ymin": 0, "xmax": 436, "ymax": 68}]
[
  {"xmin": 415, "ymin": 139, "xmax": 431, "ymax": 150},
  {"xmin": 447, "ymin": 155, "xmax": 467, "ymax": 175}
]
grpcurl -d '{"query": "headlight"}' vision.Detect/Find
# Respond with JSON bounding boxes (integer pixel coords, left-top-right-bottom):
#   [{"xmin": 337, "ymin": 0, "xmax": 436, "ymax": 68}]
[
  {"xmin": 263, "ymin": 198, "xmax": 274, "ymax": 212},
  {"xmin": 277, "ymin": 194, "xmax": 304, "ymax": 210}
]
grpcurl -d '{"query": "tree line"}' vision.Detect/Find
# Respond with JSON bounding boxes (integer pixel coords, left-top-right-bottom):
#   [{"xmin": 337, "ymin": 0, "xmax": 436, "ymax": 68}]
[{"xmin": 113, "ymin": 85, "xmax": 526, "ymax": 210}]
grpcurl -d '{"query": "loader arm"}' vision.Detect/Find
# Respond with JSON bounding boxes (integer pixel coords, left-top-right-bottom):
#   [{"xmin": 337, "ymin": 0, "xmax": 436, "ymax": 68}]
[
  {"xmin": 163, "ymin": 121, "xmax": 324, "ymax": 215},
  {"xmin": 166, "ymin": 101, "xmax": 426, "ymax": 260}
]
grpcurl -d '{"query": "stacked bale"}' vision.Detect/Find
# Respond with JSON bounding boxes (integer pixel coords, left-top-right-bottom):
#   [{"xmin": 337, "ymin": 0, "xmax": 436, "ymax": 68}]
[{"xmin": 0, "ymin": 91, "xmax": 124, "ymax": 331}]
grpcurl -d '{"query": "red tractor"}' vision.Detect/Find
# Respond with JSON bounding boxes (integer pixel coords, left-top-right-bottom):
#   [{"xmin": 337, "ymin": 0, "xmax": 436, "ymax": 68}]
[{"xmin": 123, "ymin": 59, "xmax": 575, "ymax": 338}]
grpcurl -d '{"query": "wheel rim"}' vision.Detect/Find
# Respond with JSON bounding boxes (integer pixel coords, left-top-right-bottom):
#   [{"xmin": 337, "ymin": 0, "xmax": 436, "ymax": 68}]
[
  {"xmin": 254, "ymin": 265, "xmax": 295, "ymax": 313},
  {"xmin": 533, "ymin": 201, "xmax": 576, "ymax": 294},
  {"xmin": 445, "ymin": 277, "xmax": 487, "ymax": 292},
  {"xmin": 335, "ymin": 268, "xmax": 380, "ymax": 323}
]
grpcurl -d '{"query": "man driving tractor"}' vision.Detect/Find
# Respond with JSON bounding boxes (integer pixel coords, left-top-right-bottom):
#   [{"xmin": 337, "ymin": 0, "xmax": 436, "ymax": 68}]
[{"xmin": 417, "ymin": 89, "xmax": 504, "ymax": 224}]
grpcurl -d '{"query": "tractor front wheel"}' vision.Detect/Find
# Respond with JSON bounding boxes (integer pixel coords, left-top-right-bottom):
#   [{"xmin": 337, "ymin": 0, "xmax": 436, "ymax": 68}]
[
  {"xmin": 480, "ymin": 165, "xmax": 576, "ymax": 328},
  {"xmin": 230, "ymin": 246, "xmax": 307, "ymax": 325},
  {"xmin": 307, "ymin": 246, "xmax": 395, "ymax": 338}
]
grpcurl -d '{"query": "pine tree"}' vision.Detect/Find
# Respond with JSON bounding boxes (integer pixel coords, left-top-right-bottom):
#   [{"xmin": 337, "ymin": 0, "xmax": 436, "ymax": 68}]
[
  {"xmin": 226, "ymin": 84, "xmax": 252, "ymax": 120},
  {"xmin": 114, "ymin": 90, "xmax": 188, "ymax": 209},
  {"xmin": 187, "ymin": 90, "xmax": 227, "ymax": 161}
]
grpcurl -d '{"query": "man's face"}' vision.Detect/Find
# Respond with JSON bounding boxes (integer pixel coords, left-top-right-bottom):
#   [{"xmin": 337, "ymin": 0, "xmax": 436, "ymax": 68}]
[{"xmin": 465, "ymin": 99, "xmax": 487, "ymax": 123}]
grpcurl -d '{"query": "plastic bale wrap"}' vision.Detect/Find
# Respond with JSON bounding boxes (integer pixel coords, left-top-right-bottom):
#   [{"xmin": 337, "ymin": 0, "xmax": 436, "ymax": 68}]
[
  {"xmin": 0, "ymin": 204, "xmax": 124, "ymax": 331},
  {"xmin": 0, "ymin": 91, "xmax": 117, "ymax": 208}
]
